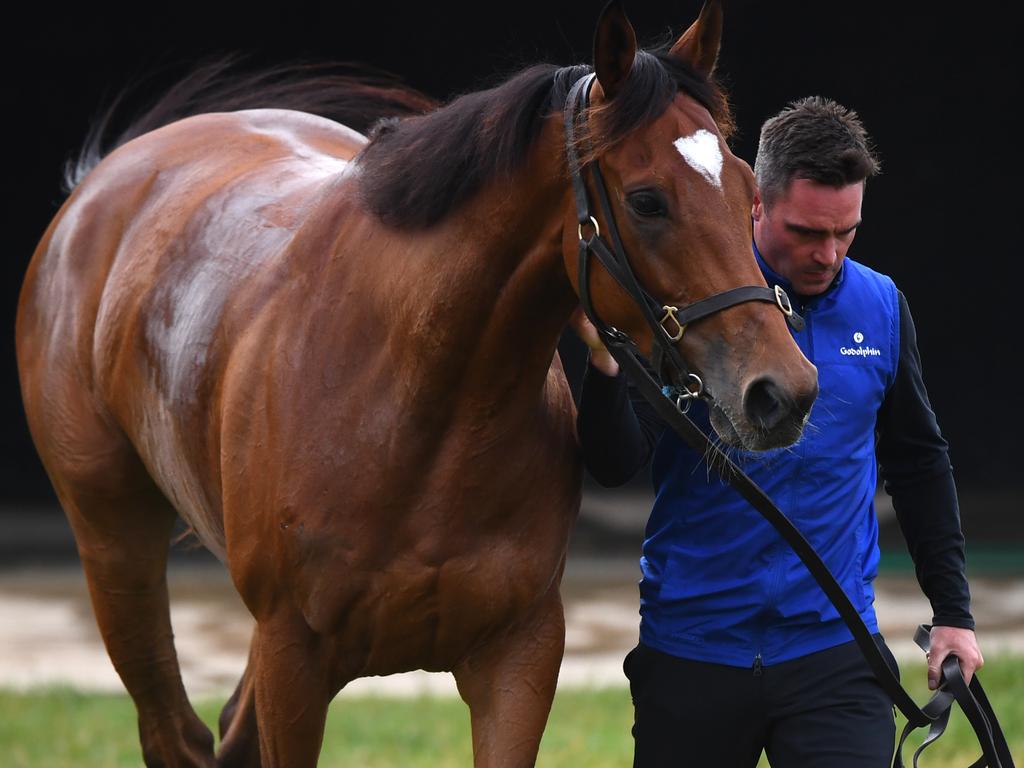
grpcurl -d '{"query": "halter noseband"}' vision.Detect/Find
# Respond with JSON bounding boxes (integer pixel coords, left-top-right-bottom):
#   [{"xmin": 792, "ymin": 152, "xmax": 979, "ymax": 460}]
[{"xmin": 564, "ymin": 73, "xmax": 803, "ymax": 407}]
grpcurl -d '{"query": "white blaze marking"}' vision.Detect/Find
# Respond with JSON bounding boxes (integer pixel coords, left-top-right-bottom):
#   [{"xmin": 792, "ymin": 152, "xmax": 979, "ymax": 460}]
[{"xmin": 673, "ymin": 129, "xmax": 723, "ymax": 190}]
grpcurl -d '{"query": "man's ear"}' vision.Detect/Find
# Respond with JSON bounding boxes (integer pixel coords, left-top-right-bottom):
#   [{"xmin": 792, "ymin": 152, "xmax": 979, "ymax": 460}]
[{"xmin": 752, "ymin": 189, "xmax": 764, "ymax": 221}]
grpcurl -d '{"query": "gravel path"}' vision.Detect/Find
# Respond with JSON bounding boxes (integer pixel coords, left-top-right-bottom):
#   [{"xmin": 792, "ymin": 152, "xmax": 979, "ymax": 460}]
[{"xmin": 1, "ymin": 559, "xmax": 1022, "ymax": 699}]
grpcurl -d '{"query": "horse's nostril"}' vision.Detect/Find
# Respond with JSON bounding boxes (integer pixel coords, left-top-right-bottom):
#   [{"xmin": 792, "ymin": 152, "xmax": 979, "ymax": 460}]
[
  {"xmin": 744, "ymin": 377, "xmax": 790, "ymax": 433},
  {"xmin": 795, "ymin": 382, "xmax": 818, "ymax": 422}
]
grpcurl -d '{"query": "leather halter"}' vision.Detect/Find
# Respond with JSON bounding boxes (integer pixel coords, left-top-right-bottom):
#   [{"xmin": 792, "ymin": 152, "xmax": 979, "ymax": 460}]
[
  {"xmin": 564, "ymin": 73, "xmax": 803, "ymax": 408},
  {"xmin": 563, "ymin": 73, "xmax": 1013, "ymax": 767}
]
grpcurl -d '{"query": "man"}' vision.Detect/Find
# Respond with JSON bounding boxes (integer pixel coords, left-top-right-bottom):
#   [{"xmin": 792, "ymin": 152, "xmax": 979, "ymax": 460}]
[{"xmin": 572, "ymin": 96, "xmax": 983, "ymax": 767}]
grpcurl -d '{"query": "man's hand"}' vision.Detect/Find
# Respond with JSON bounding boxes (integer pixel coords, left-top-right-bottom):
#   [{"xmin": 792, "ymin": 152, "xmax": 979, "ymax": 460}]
[
  {"xmin": 568, "ymin": 307, "xmax": 620, "ymax": 377},
  {"xmin": 928, "ymin": 626, "xmax": 984, "ymax": 689}
]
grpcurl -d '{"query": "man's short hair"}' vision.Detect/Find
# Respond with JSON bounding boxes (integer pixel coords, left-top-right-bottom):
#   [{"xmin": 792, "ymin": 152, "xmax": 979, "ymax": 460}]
[{"xmin": 754, "ymin": 96, "xmax": 881, "ymax": 207}]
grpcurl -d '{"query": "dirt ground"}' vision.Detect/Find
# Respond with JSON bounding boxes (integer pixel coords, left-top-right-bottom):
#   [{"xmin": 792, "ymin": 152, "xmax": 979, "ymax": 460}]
[{"xmin": 1, "ymin": 555, "xmax": 1022, "ymax": 700}]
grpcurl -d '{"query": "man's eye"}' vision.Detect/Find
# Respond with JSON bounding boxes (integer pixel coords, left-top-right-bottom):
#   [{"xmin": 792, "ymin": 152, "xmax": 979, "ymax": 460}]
[{"xmin": 627, "ymin": 191, "xmax": 667, "ymax": 217}]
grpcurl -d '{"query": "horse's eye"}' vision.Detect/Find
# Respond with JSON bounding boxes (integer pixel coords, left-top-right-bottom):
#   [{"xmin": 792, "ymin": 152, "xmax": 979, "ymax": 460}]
[{"xmin": 627, "ymin": 190, "xmax": 667, "ymax": 218}]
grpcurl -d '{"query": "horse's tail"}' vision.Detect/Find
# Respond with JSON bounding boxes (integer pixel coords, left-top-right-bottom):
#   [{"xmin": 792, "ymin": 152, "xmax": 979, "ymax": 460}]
[{"xmin": 62, "ymin": 54, "xmax": 439, "ymax": 194}]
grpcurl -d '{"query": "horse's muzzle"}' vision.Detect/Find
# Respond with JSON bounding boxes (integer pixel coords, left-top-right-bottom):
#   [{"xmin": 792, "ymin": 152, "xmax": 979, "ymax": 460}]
[{"xmin": 743, "ymin": 375, "xmax": 818, "ymax": 445}]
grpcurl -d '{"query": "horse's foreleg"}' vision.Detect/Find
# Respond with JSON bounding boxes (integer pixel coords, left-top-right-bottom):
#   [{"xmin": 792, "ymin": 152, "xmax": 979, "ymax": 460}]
[
  {"xmin": 216, "ymin": 631, "xmax": 260, "ymax": 767},
  {"xmin": 249, "ymin": 612, "xmax": 334, "ymax": 767},
  {"xmin": 64, "ymin": 480, "xmax": 216, "ymax": 767},
  {"xmin": 454, "ymin": 590, "xmax": 566, "ymax": 768}
]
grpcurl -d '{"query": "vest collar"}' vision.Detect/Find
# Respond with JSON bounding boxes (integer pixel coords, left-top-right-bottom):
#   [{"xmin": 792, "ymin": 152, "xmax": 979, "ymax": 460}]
[{"xmin": 752, "ymin": 239, "xmax": 845, "ymax": 308}]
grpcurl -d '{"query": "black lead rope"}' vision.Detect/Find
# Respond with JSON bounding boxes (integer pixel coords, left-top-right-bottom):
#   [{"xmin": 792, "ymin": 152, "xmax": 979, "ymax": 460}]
[{"xmin": 563, "ymin": 73, "xmax": 1015, "ymax": 767}]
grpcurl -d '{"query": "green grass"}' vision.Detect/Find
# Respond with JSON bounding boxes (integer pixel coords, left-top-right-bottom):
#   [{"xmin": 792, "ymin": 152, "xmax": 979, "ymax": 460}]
[{"xmin": 1, "ymin": 657, "xmax": 1021, "ymax": 767}]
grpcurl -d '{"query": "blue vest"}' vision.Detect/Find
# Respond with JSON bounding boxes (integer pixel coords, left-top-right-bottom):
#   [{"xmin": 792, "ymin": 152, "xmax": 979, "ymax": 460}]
[{"xmin": 640, "ymin": 250, "xmax": 901, "ymax": 667}]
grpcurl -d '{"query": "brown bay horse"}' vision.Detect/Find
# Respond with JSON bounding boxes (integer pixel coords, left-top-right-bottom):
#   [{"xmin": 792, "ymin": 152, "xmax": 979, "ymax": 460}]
[{"xmin": 16, "ymin": 1, "xmax": 817, "ymax": 765}]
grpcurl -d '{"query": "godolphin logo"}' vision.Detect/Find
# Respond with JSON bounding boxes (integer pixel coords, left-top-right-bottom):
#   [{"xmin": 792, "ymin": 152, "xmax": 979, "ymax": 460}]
[{"xmin": 841, "ymin": 330, "xmax": 880, "ymax": 357}]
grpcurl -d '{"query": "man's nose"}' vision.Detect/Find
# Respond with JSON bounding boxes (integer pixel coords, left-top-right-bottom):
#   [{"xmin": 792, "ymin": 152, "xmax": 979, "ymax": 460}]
[{"xmin": 813, "ymin": 237, "xmax": 838, "ymax": 266}]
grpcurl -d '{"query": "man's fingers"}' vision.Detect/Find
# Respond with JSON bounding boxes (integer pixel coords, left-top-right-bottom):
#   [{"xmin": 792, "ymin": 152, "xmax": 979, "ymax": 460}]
[
  {"xmin": 927, "ymin": 626, "xmax": 983, "ymax": 689},
  {"xmin": 927, "ymin": 652, "xmax": 943, "ymax": 690},
  {"xmin": 959, "ymin": 650, "xmax": 983, "ymax": 685},
  {"xmin": 568, "ymin": 307, "xmax": 601, "ymax": 348},
  {"xmin": 926, "ymin": 649, "xmax": 983, "ymax": 689},
  {"xmin": 568, "ymin": 306, "xmax": 620, "ymax": 374}
]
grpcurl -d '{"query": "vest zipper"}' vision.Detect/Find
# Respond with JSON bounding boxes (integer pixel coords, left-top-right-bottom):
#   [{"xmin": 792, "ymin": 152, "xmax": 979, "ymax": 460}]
[
  {"xmin": 800, "ymin": 301, "xmax": 815, "ymax": 359},
  {"xmin": 754, "ymin": 295, "xmax": 812, "ymax": 679}
]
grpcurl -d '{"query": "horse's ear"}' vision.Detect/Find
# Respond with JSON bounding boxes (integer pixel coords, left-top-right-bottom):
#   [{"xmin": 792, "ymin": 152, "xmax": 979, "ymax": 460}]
[
  {"xmin": 593, "ymin": 0, "xmax": 637, "ymax": 100},
  {"xmin": 668, "ymin": 0, "xmax": 723, "ymax": 78}
]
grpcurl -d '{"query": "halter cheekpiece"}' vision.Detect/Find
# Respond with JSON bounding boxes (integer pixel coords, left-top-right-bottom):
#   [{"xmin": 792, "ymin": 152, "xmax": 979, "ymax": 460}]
[{"xmin": 564, "ymin": 73, "xmax": 803, "ymax": 407}]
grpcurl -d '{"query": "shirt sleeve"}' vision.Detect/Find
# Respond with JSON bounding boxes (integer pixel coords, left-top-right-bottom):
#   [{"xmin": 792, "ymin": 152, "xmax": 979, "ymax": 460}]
[
  {"xmin": 575, "ymin": 355, "xmax": 666, "ymax": 488},
  {"xmin": 876, "ymin": 290, "xmax": 974, "ymax": 630}
]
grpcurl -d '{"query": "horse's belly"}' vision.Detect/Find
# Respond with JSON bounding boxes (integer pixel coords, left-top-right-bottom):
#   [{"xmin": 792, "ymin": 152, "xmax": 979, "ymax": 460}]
[
  {"xmin": 349, "ymin": 526, "xmax": 573, "ymax": 677},
  {"xmin": 132, "ymin": 400, "xmax": 226, "ymax": 556},
  {"xmin": 302, "ymin": 404, "xmax": 582, "ymax": 677}
]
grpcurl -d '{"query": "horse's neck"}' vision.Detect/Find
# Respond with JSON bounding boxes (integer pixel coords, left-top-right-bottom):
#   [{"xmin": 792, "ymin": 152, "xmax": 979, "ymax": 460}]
[{"xmin": 354, "ymin": 142, "xmax": 576, "ymax": 408}]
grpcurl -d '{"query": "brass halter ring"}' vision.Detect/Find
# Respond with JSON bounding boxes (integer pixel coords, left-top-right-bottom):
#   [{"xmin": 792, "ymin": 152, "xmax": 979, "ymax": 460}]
[
  {"xmin": 673, "ymin": 373, "xmax": 704, "ymax": 413},
  {"xmin": 660, "ymin": 305, "xmax": 686, "ymax": 342}
]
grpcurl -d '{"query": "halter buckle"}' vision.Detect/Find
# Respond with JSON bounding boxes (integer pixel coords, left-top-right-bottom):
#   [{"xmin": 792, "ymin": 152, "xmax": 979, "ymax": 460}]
[
  {"xmin": 660, "ymin": 305, "xmax": 686, "ymax": 342},
  {"xmin": 774, "ymin": 284, "xmax": 794, "ymax": 317}
]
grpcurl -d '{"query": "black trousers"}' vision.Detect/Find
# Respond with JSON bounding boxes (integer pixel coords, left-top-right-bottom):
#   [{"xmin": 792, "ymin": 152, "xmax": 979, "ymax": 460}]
[{"xmin": 623, "ymin": 635, "xmax": 900, "ymax": 768}]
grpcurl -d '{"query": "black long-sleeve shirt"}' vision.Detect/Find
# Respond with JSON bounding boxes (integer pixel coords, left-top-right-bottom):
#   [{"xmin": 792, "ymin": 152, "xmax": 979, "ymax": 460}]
[{"xmin": 577, "ymin": 290, "xmax": 974, "ymax": 629}]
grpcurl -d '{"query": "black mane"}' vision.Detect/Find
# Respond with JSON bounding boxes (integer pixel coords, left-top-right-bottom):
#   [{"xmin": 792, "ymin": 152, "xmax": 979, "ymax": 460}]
[{"xmin": 358, "ymin": 49, "xmax": 733, "ymax": 229}]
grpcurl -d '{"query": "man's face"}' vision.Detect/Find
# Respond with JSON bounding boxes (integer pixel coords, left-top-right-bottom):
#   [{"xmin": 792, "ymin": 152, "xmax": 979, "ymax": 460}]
[{"xmin": 752, "ymin": 178, "xmax": 864, "ymax": 297}]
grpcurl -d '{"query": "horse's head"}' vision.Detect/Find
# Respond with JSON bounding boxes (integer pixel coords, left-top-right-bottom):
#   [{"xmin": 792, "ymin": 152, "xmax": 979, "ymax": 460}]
[{"xmin": 564, "ymin": 0, "xmax": 818, "ymax": 451}]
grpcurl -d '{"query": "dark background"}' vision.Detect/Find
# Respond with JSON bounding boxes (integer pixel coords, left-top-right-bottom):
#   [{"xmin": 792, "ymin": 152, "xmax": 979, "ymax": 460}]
[{"xmin": 6, "ymin": 2, "xmax": 1020, "ymax": 550}]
